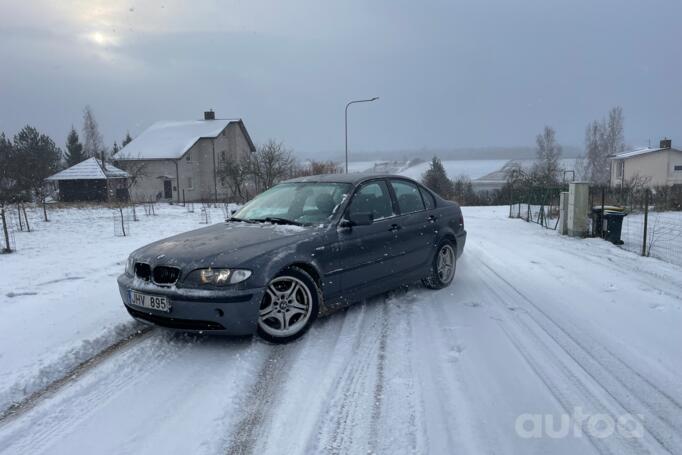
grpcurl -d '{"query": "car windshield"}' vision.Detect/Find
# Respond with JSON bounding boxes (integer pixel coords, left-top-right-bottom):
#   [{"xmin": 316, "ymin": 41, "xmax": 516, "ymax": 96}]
[{"xmin": 232, "ymin": 182, "xmax": 351, "ymax": 225}]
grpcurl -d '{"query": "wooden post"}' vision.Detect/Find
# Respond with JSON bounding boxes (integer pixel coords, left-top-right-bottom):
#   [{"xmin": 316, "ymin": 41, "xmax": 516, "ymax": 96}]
[
  {"xmin": 119, "ymin": 207, "xmax": 126, "ymax": 237},
  {"xmin": 17, "ymin": 205, "xmax": 23, "ymax": 231},
  {"xmin": 42, "ymin": 198, "xmax": 49, "ymax": 222},
  {"xmin": 1, "ymin": 207, "xmax": 11, "ymax": 253},
  {"xmin": 22, "ymin": 205, "xmax": 30, "ymax": 232},
  {"xmin": 600, "ymin": 186, "xmax": 605, "ymax": 238},
  {"xmin": 642, "ymin": 190, "xmax": 649, "ymax": 256}
]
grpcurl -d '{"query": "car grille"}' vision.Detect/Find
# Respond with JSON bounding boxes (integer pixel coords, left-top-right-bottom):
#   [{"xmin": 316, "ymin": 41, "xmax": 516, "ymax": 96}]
[
  {"xmin": 153, "ymin": 266, "xmax": 181, "ymax": 285},
  {"xmin": 134, "ymin": 263, "xmax": 180, "ymax": 285},
  {"xmin": 134, "ymin": 263, "xmax": 152, "ymax": 281}
]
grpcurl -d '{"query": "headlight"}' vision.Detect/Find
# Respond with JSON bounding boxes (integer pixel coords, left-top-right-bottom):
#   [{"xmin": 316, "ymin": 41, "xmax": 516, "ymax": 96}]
[
  {"xmin": 126, "ymin": 255, "xmax": 135, "ymax": 275},
  {"xmin": 184, "ymin": 268, "xmax": 252, "ymax": 287}
]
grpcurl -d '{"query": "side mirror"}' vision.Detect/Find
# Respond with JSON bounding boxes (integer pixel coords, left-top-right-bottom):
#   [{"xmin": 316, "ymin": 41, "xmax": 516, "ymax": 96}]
[{"xmin": 340, "ymin": 212, "xmax": 374, "ymax": 228}]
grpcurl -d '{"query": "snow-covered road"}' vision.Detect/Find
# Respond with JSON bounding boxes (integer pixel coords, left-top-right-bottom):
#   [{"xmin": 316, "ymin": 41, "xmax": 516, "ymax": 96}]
[{"xmin": 1, "ymin": 206, "xmax": 681, "ymax": 454}]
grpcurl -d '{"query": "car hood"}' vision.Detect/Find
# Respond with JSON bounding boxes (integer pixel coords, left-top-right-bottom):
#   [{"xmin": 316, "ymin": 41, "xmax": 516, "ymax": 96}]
[{"xmin": 131, "ymin": 221, "xmax": 321, "ymax": 269}]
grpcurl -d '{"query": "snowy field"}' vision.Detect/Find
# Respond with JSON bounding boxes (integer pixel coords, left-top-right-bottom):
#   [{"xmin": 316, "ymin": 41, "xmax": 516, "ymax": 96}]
[
  {"xmin": 399, "ymin": 160, "xmax": 508, "ymax": 180},
  {"xmin": 1, "ymin": 205, "xmax": 682, "ymax": 454}
]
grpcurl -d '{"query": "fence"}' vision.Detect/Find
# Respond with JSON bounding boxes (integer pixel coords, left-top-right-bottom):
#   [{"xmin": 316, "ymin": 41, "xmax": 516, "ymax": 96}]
[
  {"xmin": 509, "ymin": 185, "xmax": 567, "ymax": 230},
  {"xmin": 589, "ymin": 186, "xmax": 682, "ymax": 266}
]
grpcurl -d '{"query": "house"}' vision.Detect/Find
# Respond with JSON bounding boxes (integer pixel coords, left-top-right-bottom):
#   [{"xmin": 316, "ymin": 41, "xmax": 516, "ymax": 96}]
[
  {"xmin": 46, "ymin": 157, "xmax": 129, "ymax": 202},
  {"xmin": 610, "ymin": 139, "xmax": 682, "ymax": 188},
  {"xmin": 113, "ymin": 111, "xmax": 256, "ymax": 203}
]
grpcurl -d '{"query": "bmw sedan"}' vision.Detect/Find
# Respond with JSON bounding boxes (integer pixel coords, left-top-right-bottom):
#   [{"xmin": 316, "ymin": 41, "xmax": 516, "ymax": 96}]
[{"xmin": 117, "ymin": 174, "xmax": 466, "ymax": 343}]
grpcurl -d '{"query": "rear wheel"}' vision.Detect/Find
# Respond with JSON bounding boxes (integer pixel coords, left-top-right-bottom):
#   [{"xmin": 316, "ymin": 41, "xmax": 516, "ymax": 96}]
[
  {"xmin": 422, "ymin": 240, "xmax": 456, "ymax": 289},
  {"xmin": 257, "ymin": 267, "xmax": 319, "ymax": 344}
]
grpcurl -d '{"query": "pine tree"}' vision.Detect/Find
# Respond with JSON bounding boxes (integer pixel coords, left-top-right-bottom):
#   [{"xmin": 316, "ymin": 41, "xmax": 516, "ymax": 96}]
[
  {"xmin": 122, "ymin": 132, "xmax": 133, "ymax": 147},
  {"xmin": 65, "ymin": 127, "xmax": 85, "ymax": 166},
  {"xmin": 82, "ymin": 105, "xmax": 104, "ymax": 159},
  {"xmin": 112, "ymin": 141, "xmax": 120, "ymax": 156},
  {"xmin": 422, "ymin": 156, "xmax": 454, "ymax": 199},
  {"xmin": 12, "ymin": 126, "xmax": 62, "ymax": 204}
]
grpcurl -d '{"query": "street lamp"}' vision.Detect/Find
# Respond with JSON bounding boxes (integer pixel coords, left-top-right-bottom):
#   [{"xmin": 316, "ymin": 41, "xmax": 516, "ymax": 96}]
[{"xmin": 345, "ymin": 97, "xmax": 379, "ymax": 173}]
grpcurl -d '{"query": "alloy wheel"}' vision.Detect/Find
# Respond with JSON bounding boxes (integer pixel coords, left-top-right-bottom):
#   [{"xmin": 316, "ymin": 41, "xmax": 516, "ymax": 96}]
[{"xmin": 258, "ymin": 275, "xmax": 313, "ymax": 338}]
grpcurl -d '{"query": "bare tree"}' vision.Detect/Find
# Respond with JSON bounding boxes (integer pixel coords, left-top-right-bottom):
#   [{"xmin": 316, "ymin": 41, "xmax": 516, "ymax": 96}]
[
  {"xmin": 217, "ymin": 158, "xmax": 251, "ymax": 202},
  {"xmin": 532, "ymin": 126, "xmax": 562, "ymax": 186},
  {"xmin": 250, "ymin": 140, "xmax": 295, "ymax": 191},
  {"xmin": 82, "ymin": 105, "xmax": 105, "ymax": 159},
  {"xmin": 586, "ymin": 106, "xmax": 625, "ymax": 185}
]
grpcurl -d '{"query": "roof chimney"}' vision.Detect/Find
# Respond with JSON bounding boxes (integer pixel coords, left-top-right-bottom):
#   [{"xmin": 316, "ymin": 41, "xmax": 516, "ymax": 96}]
[
  {"xmin": 660, "ymin": 138, "xmax": 672, "ymax": 149},
  {"xmin": 204, "ymin": 110, "xmax": 215, "ymax": 120}
]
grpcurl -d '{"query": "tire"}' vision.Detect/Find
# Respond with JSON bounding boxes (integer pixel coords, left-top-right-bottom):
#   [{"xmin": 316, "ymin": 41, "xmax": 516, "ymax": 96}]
[
  {"xmin": 257, "ymin": 266, "xmax": 320, "ymax": 344},
  {"xmin": 422, "ymin": 239, "xmax": 457, "ymax": 289}
]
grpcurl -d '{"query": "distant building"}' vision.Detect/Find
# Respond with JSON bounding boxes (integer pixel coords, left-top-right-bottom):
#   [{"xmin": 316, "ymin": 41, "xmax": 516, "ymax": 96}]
[
  {"xmin": 46, "ymin": 157, "xmax": 129, "ymax": 202},
  {"xmin": 610, "ymin": 139, "xmax": 682, "ymax": 187},
  {"xmin": 113, "ymin": 111, "xmax": 256, "ymax": 203}
]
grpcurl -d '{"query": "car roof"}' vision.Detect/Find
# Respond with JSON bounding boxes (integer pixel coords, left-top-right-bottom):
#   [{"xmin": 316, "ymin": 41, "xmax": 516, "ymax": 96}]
[{"xmin": 283, "ymin": 173, "xmax": 418, "ymax": 185}]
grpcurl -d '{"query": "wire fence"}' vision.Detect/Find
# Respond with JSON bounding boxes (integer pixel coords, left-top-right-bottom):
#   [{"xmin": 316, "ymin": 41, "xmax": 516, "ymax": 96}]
[
  {"xmin": 590, "ymin": 186, "xmax": 682, "ymax": 266},
  {"xmin": 509, "ymin": 185, "xmax": 567, "ymax": 230}
]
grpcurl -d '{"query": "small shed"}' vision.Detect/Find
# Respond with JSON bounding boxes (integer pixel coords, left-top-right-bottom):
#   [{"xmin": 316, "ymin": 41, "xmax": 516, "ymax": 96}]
[{"xmin": 46, "ymin": 158, "xmax": 130, "ymax": 202}]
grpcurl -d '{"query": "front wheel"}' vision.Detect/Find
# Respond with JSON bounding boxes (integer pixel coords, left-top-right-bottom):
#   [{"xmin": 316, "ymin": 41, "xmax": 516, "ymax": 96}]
[
  {"xmin": 257, "ymin": 267, "xmax": 320, "ymax": 344},
  {"xmin": 422, "ymin": 240, "xmax": 457, "ymax": 289}
]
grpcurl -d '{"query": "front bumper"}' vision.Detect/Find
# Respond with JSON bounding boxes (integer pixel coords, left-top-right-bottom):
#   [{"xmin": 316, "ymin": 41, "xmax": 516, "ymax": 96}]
[{"xmin": 117, "ymin": 274, "xmax": 265, "ymax": 335}]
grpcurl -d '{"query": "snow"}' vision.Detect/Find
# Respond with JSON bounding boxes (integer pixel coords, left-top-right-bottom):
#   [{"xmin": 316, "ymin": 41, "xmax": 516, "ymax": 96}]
[
  {"xmin": 115, "ymin": 120, "xmax": 238, "ymax": 160},
  {"xmin": 1, "ymin": 205, "xmax": 681, "ymax": 454},
  {"xmin": 610, "ymin": 147, "xmax": 667, "ymax": 159},
  {"xmin": 46, "ymin": 158, "xmax": 129, "ymax": 181},
  {"xmin": 399, "ymin": 159, "xmax": 509, "ymax": 180}
]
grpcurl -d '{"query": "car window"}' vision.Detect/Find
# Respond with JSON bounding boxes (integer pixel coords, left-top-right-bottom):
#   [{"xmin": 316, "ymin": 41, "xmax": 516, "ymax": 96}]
[
  {"xmin": 390, "ymin": 179, "xmax": 425, "ymax": 214},
  {"xmin": 347, "ymin": 180, "xmax": 395, "ymax": 221},
  {"xmin": 419, "ymin": 186, "xmax": 436, "ymax": 210}
]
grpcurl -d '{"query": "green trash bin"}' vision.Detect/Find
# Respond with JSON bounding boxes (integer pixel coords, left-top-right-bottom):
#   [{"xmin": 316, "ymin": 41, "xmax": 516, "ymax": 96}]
[
  {"xmin": 591, "ymin": 206, "xmax": 626, "ymax": 244},
  {"xmin": 603, "ymin": 210, "xmax": 627, "ymax": 245}
]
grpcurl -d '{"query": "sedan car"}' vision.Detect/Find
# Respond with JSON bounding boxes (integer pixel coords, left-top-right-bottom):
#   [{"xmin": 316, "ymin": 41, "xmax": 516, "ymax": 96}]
[{"xmin": 117, "ymin": 174, "xmax": 466, "ymax": 343}]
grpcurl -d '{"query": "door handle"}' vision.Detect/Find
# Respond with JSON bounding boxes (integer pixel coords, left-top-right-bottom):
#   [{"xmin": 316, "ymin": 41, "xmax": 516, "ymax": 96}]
[
  {"xmin": 427, "ymin": 214, "xmax": 438, "ymax": 222},
  {"xmin": 388, "ymin": 224, "xmax": 402, "ymax": 232}
]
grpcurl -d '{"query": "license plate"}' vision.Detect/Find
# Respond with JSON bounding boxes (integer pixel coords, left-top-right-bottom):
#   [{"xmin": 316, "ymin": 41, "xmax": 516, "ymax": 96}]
[{"xmin": 129, "ymin": 290, "xmax": 170, "ymax": 313}]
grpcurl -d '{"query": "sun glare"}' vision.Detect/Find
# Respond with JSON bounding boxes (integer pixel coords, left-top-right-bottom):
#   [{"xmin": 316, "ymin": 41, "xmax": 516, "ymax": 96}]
[{"xmin": 87, "ymin": 31, "xmax": 117, "ymax": 46}]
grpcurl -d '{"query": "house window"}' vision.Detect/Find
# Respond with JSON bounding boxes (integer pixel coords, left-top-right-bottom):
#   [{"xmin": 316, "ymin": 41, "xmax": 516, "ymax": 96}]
[
  {"xmin": 617, "ymin": 161, "xmax": 624, "ymax": 178},
  {"xmin": 220, "ymin": 151, "xmax": 226, "ymax": 162},
  {"xmin": 186, "ymin": 153, "xmax": 191, "ymax": 162},
  {"xmin": 675, "ymin": 165, "xmax": 682, "ymax": 171},
  {"xmin": 186, "ymin": 177, "xmax": 193, "ymax": 189}
]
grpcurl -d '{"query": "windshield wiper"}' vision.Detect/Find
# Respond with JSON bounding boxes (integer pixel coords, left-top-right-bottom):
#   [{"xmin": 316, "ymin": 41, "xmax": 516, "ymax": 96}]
[
  {"xmin": 252, "ymin": 217, "xmax": 304, "ymax": 226},
  {"xmin": 226, "ymin": 216, "xmax": 256, "ymax": 223}
]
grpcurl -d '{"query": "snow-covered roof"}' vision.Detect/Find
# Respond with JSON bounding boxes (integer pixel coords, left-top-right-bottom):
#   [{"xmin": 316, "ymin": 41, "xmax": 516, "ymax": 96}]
[
  {"xmin": 114, "ymin": 119, "xmax": 242, "ymax": 160},
  {"xmin": 609, "ymin": 147, "xmax": 681, "ymax": 159},
  {"xmin": 46, "ymin": 157, "xmax": 129, "ymax": 181}
]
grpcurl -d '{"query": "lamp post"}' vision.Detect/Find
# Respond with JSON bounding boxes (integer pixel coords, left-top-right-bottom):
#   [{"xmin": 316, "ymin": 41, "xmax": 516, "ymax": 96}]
[{"xmin": 345, "ymin": 97, "xmax": 379, "ymax": 173}]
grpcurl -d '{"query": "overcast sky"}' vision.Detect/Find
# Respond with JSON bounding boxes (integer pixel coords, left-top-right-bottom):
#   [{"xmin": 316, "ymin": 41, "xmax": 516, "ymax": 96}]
[{"xmin": 1, "ymin": 0, "xmax": 680, "ymax": 158}]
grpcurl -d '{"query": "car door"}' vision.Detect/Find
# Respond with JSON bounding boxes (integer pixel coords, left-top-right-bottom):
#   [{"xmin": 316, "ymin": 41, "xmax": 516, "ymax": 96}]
[
  {"xmin": 388, "ymin": 178, "xmax": 437, "ymax": 275},
  {"xmin": 332, "ymin": 179, "xmax": 400, "ymax": 299}
]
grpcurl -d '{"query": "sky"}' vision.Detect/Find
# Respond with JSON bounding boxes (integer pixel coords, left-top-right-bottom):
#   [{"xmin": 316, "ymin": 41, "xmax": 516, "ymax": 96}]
[{"xmin": 1, "ymin": 0, "xmax": 681, "ymax": 158}]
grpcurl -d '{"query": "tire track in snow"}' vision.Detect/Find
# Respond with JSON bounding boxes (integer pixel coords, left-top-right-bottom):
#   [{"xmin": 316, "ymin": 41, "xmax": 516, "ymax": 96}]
[
  {"xmin": 473, "ymin": 256, "xmax": 682, "ymax": 454},
  {"xmin": 0, "ymin": 330, "xmax": 209, "ymax": 455},
  {"xmin": 0, "ymin": 324, "xmax": 154, "ymax": 424},
  {"xmin": 223, "ymin": 345, "xmax": 287, "ymax": 455},
  {"xmin": 323, "ymin": 301, "xmax": 387, "ymax": 454}
]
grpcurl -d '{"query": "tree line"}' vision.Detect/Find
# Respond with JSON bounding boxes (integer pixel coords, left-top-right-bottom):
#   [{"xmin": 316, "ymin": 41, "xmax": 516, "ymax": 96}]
[
  {"xmin": 217, "ymin": 139, "xmax": 341, "ymax": 202},
  {"xmin": 1, "ymin": 105, "xmax": 132, "ymax": 206},
  {"xmin": 422, "ymin": 106, "xmax": 627, "ymax": 205}
]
